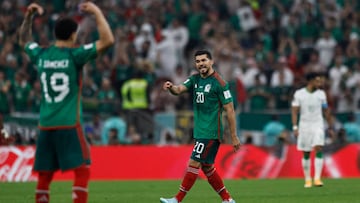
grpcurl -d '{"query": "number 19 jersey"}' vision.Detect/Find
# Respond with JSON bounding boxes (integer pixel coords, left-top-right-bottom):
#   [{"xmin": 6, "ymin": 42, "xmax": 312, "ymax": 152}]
[
  {"xmin": 25, "ymin": 42, "xmax": 97, "ymax": 129},
  {"xmin": 183, "ymin": 72, "xmax": 233, "ymax": 140}
]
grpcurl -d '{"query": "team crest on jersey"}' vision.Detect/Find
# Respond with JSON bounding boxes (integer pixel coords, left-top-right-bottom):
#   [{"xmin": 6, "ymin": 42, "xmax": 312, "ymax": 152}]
[{"xmin": 204, "ymin": 84, "xmax": 211, "ymax": 92}]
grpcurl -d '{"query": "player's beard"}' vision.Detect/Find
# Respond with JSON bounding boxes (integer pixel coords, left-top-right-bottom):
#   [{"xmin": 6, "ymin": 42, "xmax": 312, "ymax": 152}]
[{"xmin": 198, "ymin": 65, "xmax": 209, "ymax": 76}]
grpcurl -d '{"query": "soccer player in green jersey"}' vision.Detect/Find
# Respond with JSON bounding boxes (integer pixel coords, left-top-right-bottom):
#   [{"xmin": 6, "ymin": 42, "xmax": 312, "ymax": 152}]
[
  {"xmin": 19, "ymin": 2, "xmax": 114, "ymax": 203},
  {"xmin": 160, "ymin": 50, "xmax": 241, "ymax": 203}
]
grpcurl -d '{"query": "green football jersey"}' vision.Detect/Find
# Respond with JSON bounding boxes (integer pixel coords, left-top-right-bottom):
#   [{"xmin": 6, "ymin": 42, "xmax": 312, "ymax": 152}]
[
  {"xmin": 24, "ymin": 42, "xmax": 97, "ymax": 128},
  {"xmin": 183, "ymin": 72, "xmax": 233, "ymax": 140}
]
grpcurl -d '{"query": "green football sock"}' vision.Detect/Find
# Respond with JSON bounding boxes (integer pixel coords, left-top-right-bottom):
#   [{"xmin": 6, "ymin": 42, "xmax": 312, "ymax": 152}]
[
  {"xmin": 303, "ymin": 152, "xmax": 310, "ymax": 160},
  {"xmin": 316, "ymin": 151, "xmax": 323, "ymax": 158}
]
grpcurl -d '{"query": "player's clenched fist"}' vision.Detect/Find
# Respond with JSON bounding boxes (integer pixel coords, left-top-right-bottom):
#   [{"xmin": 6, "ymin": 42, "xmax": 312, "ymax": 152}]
[
  {"xmin": 79, "ymin": 2, "xmax": 101, "ymax": 14},
  {"xmin": 163, "ymin": 81, "xmax": 173, "ymax": 91},
  {"xmin": 26, "ymin": 3, "xmax": 44, "ymax": 16}
]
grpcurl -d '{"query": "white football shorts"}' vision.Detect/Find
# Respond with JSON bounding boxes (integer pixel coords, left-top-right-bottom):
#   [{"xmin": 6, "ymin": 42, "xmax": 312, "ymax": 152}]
[{"xmin": 297, "ymin": 124, "xmax": 325, "ymax": 151}]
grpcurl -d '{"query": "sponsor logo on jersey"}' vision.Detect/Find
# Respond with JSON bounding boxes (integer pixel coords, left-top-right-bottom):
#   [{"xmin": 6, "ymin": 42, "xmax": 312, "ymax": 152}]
[
  {"xmin": 223, "ymin": 90, "xmax": 232, "ymax": 99},
  {"xmin": 204, "ymin": 84, "xmax": 211, "ymax": 92},
  {"xmin": 84, "ymin": 43, "xmax": 93, "ymax": 50},
  {"xmin": 29, "ymin": 43, "xmax": 38, "ymax": 49}
]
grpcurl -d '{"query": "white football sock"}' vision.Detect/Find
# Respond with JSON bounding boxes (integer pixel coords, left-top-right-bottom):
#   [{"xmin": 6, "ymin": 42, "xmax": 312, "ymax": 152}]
[
  {"xmin": 314, "ymin": 157, "xmax": 324, "ymax": 180},
  {"xmin": 302, "ymin": 158, "xmax": 311, "ymax": 181}
]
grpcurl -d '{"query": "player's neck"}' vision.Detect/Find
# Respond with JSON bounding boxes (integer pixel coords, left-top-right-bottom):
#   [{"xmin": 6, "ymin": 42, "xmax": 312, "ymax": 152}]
[
  {"xmin": 306, "ymin": 85, "xmax": 315, "ymax": 92},
  {"xmin": 55, "ymin": 40, "xmax": 75, "ymax": 48}
]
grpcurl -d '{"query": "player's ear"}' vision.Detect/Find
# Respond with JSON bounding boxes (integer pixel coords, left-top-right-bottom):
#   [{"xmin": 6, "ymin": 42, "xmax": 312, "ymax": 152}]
[{"xmin": 70, "ymin": 31, "xmax": 77, "ymax": 43}]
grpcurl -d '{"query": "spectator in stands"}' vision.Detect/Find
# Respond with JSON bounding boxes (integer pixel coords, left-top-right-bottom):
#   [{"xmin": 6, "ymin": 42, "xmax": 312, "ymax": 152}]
[
  {"xmin": 134, "ymin": 23, "xmax": 156, "ymax": 57},
  {"xmin": 11, "ymin": 70, "xmax": 31, "ymax": 112},
  {"xmin": 329, "ymin": 56, "xmax": 349, "ymax": 105},
  {"xmin": 303, "ymin": 51, "xmax": 326, "ymax": 74},
  {"xmin": 343, "ymin": 114, "xmax": 360, "ymax": 143},
  {"xmin": 0, "ymin": 70, "xmax": 11, "ymax": 114},
  {"xmin": 270, "ymin": 56, "xmax": 294, "ymax": 87},
  {"xmin": 315, "ymin": 29, "xmax": 337, "ymax": 68},
  {"xmin": 262, "ymin": 114, "xmax": 290, "ymax": 147},
  {"xmin": 247, "ymin": 74, "xmax": 272, "ymax": 112},
  {"xmin": 101, "ymin": 112, "xmax": 127, "ymax": 145},
  {"xmin": 28, "ymin": 80, "xmax": 41, "ymax": 113},
  {"xmin": 126, "ymin": 124, "xmax": 142, "ymax": 144},
  {"xmin": 121, "ymin": 69, "xmax": 153, "ymax": 139},
  {"xmin": 167, "ymin": 17, "xmax": 189, "ymax": 68},
  {"xmin": 84, "ymin": 113, "xmax": 103, "ymax": 145},
  {"xmin": 107, "ymin": 128, "xmax": 119, "ymax": 145},
  {"xmin": 82, "ymin": 75, "xmax": 99, "ymax": 112},
  {"xmin": 97, "ymin": 77, "xmax": 119, "ymax": 115},
  {"xmin": 154, "ymin": 30, "xmax": 178, "ymax": 79},
  {"xmin": 346, "ymin": 61, "xmax": 360, "ymax": 110}
]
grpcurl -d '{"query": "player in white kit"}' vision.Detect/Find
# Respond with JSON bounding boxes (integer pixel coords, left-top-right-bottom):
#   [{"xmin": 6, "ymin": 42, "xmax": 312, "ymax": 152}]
[{"xmin": 291, "ymin": 72, "xmax": 333, "ymax": 188}]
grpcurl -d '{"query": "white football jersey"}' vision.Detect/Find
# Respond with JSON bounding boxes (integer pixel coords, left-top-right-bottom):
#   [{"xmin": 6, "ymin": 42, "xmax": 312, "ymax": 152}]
[{"xmin": 292, "ymin": 87, "xmax": 327, "ymax": 126}]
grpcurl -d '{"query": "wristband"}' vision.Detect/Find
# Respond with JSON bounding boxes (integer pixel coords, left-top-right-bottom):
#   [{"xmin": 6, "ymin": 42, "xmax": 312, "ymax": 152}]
[
  {"xmin": 292, "ymin": 125, "xmax": 298, "ymax": 131},
  {"xmin": 1, "ymin": 128, "xmax": 9, "ymax": 139}
]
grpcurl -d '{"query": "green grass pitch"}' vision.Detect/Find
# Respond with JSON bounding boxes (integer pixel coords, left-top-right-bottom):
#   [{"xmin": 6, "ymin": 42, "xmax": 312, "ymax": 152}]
[{"xmin": 1, "ymin": 179, "xmax": 359, "ymax": 203}]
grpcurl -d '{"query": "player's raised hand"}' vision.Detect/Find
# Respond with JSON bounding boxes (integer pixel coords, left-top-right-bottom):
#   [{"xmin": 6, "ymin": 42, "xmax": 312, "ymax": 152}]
[
  {"xmin": 163, "ymin": 81, "xmax": 173, "ymax": 91},
  {"xmin": 26, "ymin": 3, "xmax": 44, "ymax": 16},
  {"xmin": 79, "ymin": 2, "xmax": 101, "ymax": 14}
]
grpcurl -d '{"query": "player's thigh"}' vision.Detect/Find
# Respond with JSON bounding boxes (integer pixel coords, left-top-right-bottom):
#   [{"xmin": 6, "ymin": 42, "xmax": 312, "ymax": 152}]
[
  {"xmin": 312, "ymin": 128, "xmax": 325, "ymax": 147},
  {"xmin": 297, "ymin": 128, "xmax": 313, "ymax": 151},
  {"xmin": 191, "ymin": 139, "xmax": 220, "ymax": 164},
  {"xmin": 54, "ymin": 127, "xmax": 91, "ymax": 171},
  {"xmin": 33, "ymin": 130, "xmax": 59, "ymax": 171}
]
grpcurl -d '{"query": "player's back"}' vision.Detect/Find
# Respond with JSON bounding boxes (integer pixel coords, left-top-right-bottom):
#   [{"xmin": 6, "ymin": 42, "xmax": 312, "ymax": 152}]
[
  {"xmin": 25, "ymin": 42, "xmax": 97, "ymax": 128},
  {"xmin": 37, "ymin": 46, "xmax": 83, "ymax": 128}
]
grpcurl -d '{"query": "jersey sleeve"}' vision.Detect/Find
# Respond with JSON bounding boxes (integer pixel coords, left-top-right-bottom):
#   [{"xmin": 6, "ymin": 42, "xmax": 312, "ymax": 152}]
[
  {"xmin": 72, "ymin": 42, "xmax": 98, "ymax": 66},
  {"xmin": 320, "ymin": 90, "xmax": 328, "ymax": 108},
  {"xmin": 24, "ymin": 42, "xmax": 42, "ymax": 64},
  {"xmin": 183, "ymin": 75, "xmax": 194, "ymax": 89},
  {"xmin": 291, "ymin": 90, "xmax": 300, "ymax": 107},
  {"xmin": 218, "ymin": 82, "xmax": 233, "ymax": 105}
]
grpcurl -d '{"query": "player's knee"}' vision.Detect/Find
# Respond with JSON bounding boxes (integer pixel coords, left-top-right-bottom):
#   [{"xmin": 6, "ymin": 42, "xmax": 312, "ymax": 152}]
[
  {"xmin": 201, "ymin": 163, "xmax": 214, "ymax": 174},
  {"xmin": 314, "ymin": 146, "xmax": 323, "ymax": 152},
  {"xmin": 189, "ymin": 159, "xmax": 201, "ymax": 168}
]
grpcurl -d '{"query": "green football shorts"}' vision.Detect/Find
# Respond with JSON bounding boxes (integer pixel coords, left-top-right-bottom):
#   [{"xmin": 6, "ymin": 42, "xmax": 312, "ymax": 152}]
[
  {"xmin": 33, "ymin": 126, "xmax": 91, "ymax": 171},
  {"xmin": 190, "ymin": 139, "xmax": 220, "ymax": 164}
]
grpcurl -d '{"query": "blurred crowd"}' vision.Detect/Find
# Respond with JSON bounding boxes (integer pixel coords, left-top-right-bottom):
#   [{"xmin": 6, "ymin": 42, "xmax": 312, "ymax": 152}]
[{"xmin": 1, "ymin": 0, "xmax": 360, "ymax": 145}]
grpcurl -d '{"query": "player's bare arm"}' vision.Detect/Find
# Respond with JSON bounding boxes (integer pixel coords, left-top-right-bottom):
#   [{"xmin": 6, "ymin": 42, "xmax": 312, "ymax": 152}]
[
  {"xmin": 163, "ymin": 81, "xmax": 187, "ymax": 95},
  {"xmin": 223, "ymin": 102, "xmax": 241, "ymax": 152},
  {"xmin": 323, "ymin": 107, "xmax": 335, "ymax": 136},
  {"xmin": 79, "ymin": 2, "xmax": 114, "ymax": 53},
  {"xmin": 18, "ymin": 3, "xmax": 44, "ymax": 48},
  {"xmin": 291, "ymin": 106, "xmax": 300, "ymax": 137},
  {"xmin": 0, "ymin": 114, "xmax": 8, "ymax": 139}
]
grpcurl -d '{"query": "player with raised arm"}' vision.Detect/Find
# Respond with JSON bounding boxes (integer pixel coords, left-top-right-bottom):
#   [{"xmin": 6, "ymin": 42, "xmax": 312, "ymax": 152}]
[
  {"xmin": 160, "ymin": 50, "xmax": 241, "ymax": 203},
  {"xmin": 19, "ymin": 2, "xmax": 114, "ymax": 203},
  {"xmin": 0, "ymin": 113, "xmax": 9, "ymax": 144},
  {"xmin": 291, "ymin": 72, "xmax": 333, "ymax": 188}
]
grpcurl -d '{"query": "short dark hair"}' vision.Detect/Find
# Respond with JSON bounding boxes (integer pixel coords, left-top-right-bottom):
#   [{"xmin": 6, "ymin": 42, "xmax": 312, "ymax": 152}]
[
  {"xmin": 194, "ymin": 50, "xmax": 212, "ymax": 60},
  {"xmin": 306, "ymin": 72, "xmax": 320, "ymax": 82},
  {"xmin": 54, "ymin": 17, "xmax": 78, "ymax": 40}
]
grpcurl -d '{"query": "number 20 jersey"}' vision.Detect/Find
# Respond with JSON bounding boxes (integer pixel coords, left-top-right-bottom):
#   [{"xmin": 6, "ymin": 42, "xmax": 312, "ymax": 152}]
[
  {"xmin": 183, "ymin": 72, "xmax": 233, "ymax": 140},
  {"xmin": 25, "ymin": 42, "xmax": 97, "ymax": 129}
]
